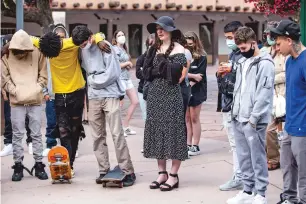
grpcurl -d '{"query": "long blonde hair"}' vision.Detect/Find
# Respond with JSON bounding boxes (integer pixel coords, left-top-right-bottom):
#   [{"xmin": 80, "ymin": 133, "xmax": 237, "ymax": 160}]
[{"xmin": 184, "ymin": 31, "xmax": 206, "ymax": 59}]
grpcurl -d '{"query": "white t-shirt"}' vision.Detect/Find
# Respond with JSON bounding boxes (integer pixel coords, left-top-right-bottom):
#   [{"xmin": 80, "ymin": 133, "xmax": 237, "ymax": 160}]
[{"xmin": 240, "ymin": 57, "xmax": 254, "ymax": 105}]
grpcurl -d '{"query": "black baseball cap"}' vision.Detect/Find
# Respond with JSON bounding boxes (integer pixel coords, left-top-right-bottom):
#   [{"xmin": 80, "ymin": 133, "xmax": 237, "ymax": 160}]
[{"xmin": 270, "ymin": 20, "xmax": 301, "ymax": 39}]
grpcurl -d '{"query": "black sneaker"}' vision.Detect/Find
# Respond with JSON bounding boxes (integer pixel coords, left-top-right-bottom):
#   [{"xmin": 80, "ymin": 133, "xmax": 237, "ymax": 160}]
[
  {"xmin": 122, "ymin": 173, "xmax": 136, "ymax": 187},
  {"xmin": 96, "ymin": 174, "xmax": 106, "ymax": 184},
  {"xmin": 12, "ymin": 162, "xmax": 24, "ymax": 182},
  {"xmin": 32, "ymin": 162, "xmax": 48, "ymax": 180},
  {"xmin": 188, "ymin": 145, "xmax": 201, "ymax": 156}
]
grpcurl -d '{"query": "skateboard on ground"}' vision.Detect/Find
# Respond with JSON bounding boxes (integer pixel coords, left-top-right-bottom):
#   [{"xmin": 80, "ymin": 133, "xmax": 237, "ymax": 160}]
[
  {"xmin": 48, "ymin": 146, "xmax": 72, "ymax": 184},
  {"xmin": 101, "ymin": 165, "xmax": 126, "ymax": 188}
]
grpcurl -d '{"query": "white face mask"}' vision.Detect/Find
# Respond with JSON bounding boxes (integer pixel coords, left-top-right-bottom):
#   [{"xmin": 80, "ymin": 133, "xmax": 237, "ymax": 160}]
[
  {"xmin": 226, "ymin": 39, "xmax": 238, "ymax": 50},
  {"xmin": 117, "ymin": 36, "xmax": 126, "ymax": 45},
  {"xmin": 81, "ymin": 37, "xmax": 92, "ymax": 50},
  {"xmin": 82, "ymin": 41, "xmax": 92, "ymax": 50}
]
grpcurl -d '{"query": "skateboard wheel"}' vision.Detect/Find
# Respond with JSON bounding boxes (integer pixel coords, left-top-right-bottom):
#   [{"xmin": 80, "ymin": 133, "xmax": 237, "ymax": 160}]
[
  {"xmin": 119, "ymin": 183, "xmax": 123, "ymax": 188},
  {"xmin": 67, "ymin": 179, "xmax": 72, "ymax": 184},
  {"xmin": 51, "ymin": 180, "xmax": 56, "ymax": 184},
  {"xmin": 102, "ymin": 183, "xmax": 106, "ymax": 187}
]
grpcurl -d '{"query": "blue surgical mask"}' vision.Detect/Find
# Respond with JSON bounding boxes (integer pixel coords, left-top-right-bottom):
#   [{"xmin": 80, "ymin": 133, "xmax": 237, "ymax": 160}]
[
  {"xmin": 226, "ymin": 39, "xmax": 237, "ymax": 50},
  {"xmin": 267, "ymin": 37, "xmax": 276, "ymax": 46}
]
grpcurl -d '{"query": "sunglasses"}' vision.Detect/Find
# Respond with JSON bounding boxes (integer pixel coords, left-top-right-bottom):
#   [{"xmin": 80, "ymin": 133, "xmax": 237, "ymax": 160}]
[{"xmin": 185, "ymin": 36, "xmax": 194, "ymax": 40}]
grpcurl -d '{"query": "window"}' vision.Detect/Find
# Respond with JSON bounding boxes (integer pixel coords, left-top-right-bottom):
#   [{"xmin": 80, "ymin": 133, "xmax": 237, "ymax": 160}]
[
  {"xmin": 1, "ymin": 23, "xmax": 16, "ymax": 36},
  {"xmin": 100, "ymin": 24, "xmax": 117, "ymax": 39},
  {"xmin": 199, "ymin": 23, "xmax": 213, "ymax": 55},
  {"xmin": 128, "ymin": 24, "xmax": 142, "ymax": 58},
  {"xmin": 69, "ymin": 23, "xmax": 87, "ymax": 36}
]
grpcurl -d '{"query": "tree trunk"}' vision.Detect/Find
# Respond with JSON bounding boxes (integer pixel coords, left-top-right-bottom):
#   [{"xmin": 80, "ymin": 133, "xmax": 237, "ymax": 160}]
[{"xmin": 2, "ymin": 0, "xmax": 54, "ymax": 34}]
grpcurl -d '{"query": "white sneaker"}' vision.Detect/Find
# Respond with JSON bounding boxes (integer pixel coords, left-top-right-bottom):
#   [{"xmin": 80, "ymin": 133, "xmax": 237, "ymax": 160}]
[
  {"xmin": 75, "ymin": 150, "xmax": 79, "ymax": 158},
  {"xmin": 227, "ymin": 191, "xmax": 255, "ymax": 204},
  {"xmin": 42, "ymin": 148, "xmax": 51, "ymax": 157},
  {"xmin": 28, "ymin": 143, "xmax": 33, "ymax": 155},
  {"xmin": 252, "ymin": 194, "xmax": 267, "ymax": 204},
  {"xmin": 219, "ymin": 177, "xmax": 243, "ymax": 191},
  {"xmin": 0, "ymin": 144, "xmax": 13, "ymax": 157},
  {"xmin": 124, "ymin": 127, "xmax": 136, "ymax": 136}
]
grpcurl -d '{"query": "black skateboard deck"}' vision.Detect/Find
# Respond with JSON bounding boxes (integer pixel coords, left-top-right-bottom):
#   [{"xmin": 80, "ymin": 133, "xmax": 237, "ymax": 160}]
[{"xmin": 101, "ymin": 166, "xmax": 126, "ymax": 188}]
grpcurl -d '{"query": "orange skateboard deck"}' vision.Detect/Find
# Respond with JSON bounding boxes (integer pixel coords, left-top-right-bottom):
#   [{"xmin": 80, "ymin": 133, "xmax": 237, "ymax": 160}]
[{"xmin": 48, "ymin": 146, "xmax": 72, "ymax": 184}]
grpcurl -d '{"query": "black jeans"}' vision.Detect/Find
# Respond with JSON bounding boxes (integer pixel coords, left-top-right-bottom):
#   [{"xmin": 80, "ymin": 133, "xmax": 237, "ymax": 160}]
[
  {"xmin": 3, "ymin": 98, "xmax": 32, "ymax": 145},
  {"xmin": 55, "ymin": 89, "xmax": 85, "ymax": 169}
]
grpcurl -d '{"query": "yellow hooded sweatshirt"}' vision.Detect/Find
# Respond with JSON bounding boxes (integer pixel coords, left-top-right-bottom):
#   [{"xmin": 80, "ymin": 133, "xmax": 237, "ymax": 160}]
[{"xmin": 1, "ymin": 29, "xmax": 47, "ymax": 107}]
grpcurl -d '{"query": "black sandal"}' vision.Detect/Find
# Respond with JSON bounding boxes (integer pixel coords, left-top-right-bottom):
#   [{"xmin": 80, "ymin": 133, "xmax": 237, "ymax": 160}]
[
  {"xmin": 149, "ymin": 171, "xmax": 168, "ymax": 189},
  {"xmin": 160, "ymin": 173, "xmax": 179, "ymax": 191}
]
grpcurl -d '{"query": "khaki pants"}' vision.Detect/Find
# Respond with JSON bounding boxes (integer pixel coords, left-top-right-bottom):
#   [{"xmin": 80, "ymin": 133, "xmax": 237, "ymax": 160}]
[
  {"xmin": 266, "ymin": 120, "xmax": 280, "ymax": 164},
  {"xmin": 88, "ymin": 98, "xmax": 134, "ymax": 175}
]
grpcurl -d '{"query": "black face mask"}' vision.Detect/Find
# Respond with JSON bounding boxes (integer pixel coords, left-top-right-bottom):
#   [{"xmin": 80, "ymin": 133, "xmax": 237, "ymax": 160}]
[
  {"xmin": 241, "ymin": 44, "xmax": 255, "ymax": 58},
  {"xmin": 187, "ymin": 46, "xmax": 194, "ymax": 53}
]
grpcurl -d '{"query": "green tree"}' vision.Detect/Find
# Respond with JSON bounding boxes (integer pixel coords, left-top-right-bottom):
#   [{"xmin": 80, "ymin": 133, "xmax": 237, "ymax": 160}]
[{"xmin": 1, "ymin": 0, "xmax": 54, "ymax": 33}]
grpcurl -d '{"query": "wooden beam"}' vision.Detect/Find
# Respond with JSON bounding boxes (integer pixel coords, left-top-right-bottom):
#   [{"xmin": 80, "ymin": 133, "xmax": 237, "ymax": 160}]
[
  {"xmin": 154, "ymin": 3, "xmax": 162, "ymax": 9},
  {"xmin": 206, "ymin": 5, "xmax": 213, "ymax": 11},
  {"xmin": 97, "ymin": 3, "xmax": 104, "ymax": 9},
  {"xmin": 109, "ymin": 1, "xmax": 120, "ymax": 8},
  {"xmin": 60, "ymin": 2, "xmax": 66, "ymax": 8},
  {"xmin": 121, "ymin": 4, "xmax": 128, "ymax": 9},
  {"xmin": 133, "ymin": 3, "xmax": 139, "ymax": 9},
  {"xmin": 86, "ymin": 3, "xmax": 93, "ymax": 8},
  {"xmin": 73, "ymin": 3, "xmax": 80, "ymax": 8},
  {"xmin": 166, "ymin": 3, "xmax": 176, "ymax": 9},
  {"xmin": 144, "ymin": 3, "xmax": 151, "ymax": 9},
  {"xmin": 186, "ymin": 4, "xmax": 193, "ymax": 9}
]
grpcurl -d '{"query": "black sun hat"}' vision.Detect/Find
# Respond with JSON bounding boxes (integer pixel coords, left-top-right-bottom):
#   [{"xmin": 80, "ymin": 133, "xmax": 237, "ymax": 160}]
[{"xmin": 147, "ymin": 16, "xmax": 178, "ymax": 34}]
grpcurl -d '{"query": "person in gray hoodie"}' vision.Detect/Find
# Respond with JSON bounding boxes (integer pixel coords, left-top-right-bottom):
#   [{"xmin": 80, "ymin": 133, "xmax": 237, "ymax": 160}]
[
  {"xmin": 71, "ymin": 25, "xmax": 135, "ymax": 187},
  {"xmin": 227, "ymin": 27, "xmax": 275, "ymax": 204}
]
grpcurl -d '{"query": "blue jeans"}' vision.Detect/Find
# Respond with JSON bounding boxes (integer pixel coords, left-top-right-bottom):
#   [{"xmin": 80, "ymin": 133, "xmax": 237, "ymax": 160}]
[{"xmin": 45, "ymin": 100, "xmax": 57, "ymax": 148}]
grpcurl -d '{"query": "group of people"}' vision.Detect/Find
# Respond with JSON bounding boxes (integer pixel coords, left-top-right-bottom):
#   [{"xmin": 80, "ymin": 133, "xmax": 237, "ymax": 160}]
[
  {"xmin": 1, "ymin": 15, "xmax": 305, "ymax": 204},
  {"xmin": 216, "ymin": 19, "xmax": 306, "ymax": 204},
  {"xmin": 0, "ymin": 23, "xmax": 138, "ymax": 185}
]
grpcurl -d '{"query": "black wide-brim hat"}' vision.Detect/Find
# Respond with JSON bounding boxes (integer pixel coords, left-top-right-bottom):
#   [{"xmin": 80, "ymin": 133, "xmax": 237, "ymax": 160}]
[{"xmin": 147, "ymin": 16, "xmax": 178, "ymax": 34}]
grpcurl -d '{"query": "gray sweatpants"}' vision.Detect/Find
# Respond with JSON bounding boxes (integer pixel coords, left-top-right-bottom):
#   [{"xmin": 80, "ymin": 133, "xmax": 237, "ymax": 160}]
[
  {"xmin": 232, "ymin": 120, "xmax": 269, "ymax": 196},
  {"xmin": 11, "ymin": 106, "xmax": 43, "ymax": 163},
  {"xmin": 280, "ymin": 132, "xmax": 306, "ymax": 204}
]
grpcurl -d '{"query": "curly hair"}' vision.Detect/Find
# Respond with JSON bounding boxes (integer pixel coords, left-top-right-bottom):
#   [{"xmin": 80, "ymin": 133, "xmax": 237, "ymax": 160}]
[
  {"xmin": 39, "ymin": 32, "xmax": 61, "ymax": 58},
  {"xmin": 72, "ymin": 25, "xmax": 93, "ymax": 46},
  {"xmin": 234, "ymin": 26, "xmax": 257, "ymax": 45}
]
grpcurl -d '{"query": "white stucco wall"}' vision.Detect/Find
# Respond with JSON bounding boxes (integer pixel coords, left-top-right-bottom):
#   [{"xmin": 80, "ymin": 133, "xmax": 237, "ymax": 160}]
[
  {"xmin": 1, "ymin": 11, "xmax": 282, "ymax": 56},
  {"xmin": 65, "ymin": 11, "xmax": 282, "ymax": 56}
]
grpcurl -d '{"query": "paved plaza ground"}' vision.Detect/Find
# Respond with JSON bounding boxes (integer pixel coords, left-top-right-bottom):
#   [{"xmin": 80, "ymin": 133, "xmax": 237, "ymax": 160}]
[{"xmin": 0, "ymin": 67, "xmax": 283, "ymax": 204}]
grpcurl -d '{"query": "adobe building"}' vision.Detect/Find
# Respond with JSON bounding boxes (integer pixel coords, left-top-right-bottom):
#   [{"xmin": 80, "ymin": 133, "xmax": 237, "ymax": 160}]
[{"xmin": 1, "ymin": 0, "xmax": 283, "ymax": 64}]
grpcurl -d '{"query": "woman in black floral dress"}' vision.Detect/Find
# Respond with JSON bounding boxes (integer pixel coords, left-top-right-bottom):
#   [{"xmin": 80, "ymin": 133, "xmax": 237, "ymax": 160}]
[{"xmin": 143, "ymin": 16, "xmax": 188, "ymax": 191}]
